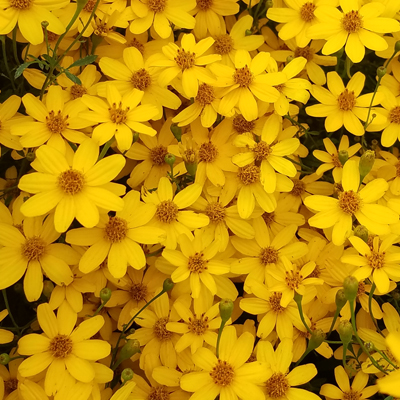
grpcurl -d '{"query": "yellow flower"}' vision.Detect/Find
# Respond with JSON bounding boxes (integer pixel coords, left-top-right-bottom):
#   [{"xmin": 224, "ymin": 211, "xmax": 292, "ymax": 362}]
[
  {"xmin": 0, "ymin": 351, "xmax": 23, "ymax": 399},
  {"xmin": 90, "ymin": 11, "xmax": 127, "ymax": 44},
  {"xmin": 321, "ymin": 365, "xmax": 378, "ymax": 400},
  {"xmin": 18, "ymin": 139, "xmax": 126, "ymax": 232},
  {"xmin": 18, "ymin": 303, "xmax": 110, "ymax": 395},
  {"xmin": 66, "ymin": 190, "xmax": 166, "ymax": 278},
  {"xmin": 377, "ymin": 150, "xmax": 400, "ymax": 195},
  {"xmin": 306, "ymin": 71, "xmax": 386, "ymax": 136},
  {"xmin": 308, "ymin": 0, "xmax": 400, "ymax": 63},
  {"xmin": 0, "ymin": 215, "xmax": 77, "ymax": 302},
  {"xmin": 129, "ymin": 0, "xmax": 196, "ymax": 39},
  {"xmin": 80, "ymin": 84, "xmax": 159, "ymax": 151},
  {"xmin": 0, "ymin": 95, "xmax": 23, "ymax": 151},
  {"xmin": 180, "ymin": 326, "xmax": 269, "ymax": 400}
]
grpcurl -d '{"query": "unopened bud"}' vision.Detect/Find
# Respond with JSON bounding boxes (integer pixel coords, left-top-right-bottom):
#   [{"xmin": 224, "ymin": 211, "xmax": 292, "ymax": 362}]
[
  {"xmin": 359, "ymin": 150, "xmax": 375, "ymax": 182},
  {"xmin": 219, "ymin": 299, "xmax": 234, "ymax": 323},
  {"xmin": 170, "ymin": 124, "xmax": 182, "ymax": 142},
  {"xmin": 354, "ymin": 225, "xmax": 368, "ymax": 243},
  {"xmin": 343, "ymin": 276, "xmax": 359, "ymax": 303},
  {"xmin": 119, "ymin": 339, "xmax": 141, "ymax": 362},
  {"xmin": 245, "ymin": 29, "xmax": 252, "ymax": 36},
  {"xmin": 365, "ymin": 341, "xmax": 374, "ymax": 351},
  {"xmin": 338, "ymin": 150, "xmax": 349, "ymax": 166},
  {"xmin": 42, "ymin": 280, "xmax": 54, "ymax": 298},
  {"xmin": 163, "ymin": 278, "xmax": 174, "ymax": 292},
  {"xmin": 164, "ymin": 153, "xmax": 176, "ymax": 166},
  {"xmin": 308, "ymin": 329, "xmax": 325, "ymax": 350},
  {"xmin": 132, "ymin": 132, "xmax": 140, "ymax": 143},
  {"xmin": 377, "ymin": 66, "xmax": 386, "ymax": 78},
  {"xmin": 335, "ymin": 289, "xmax": 347, "ymax": 311},
  {"xmin": 100, "ymin": 287, "xmax": 112, "ymax": 303},
  {"xmin": 338, "ymin": 320, "xmax": 353, "ymax": 345},
  {"xmin": 286, "ymin": 55, "xmax": 294, "ymax": 64},
  {"xmin": 395, "ymin": 40, "xmax": 400, "ymax": 53},
  {"xmin": 121, "ymin": 368, "xmax": 134, "ymax": 382},
  {"xmin": 26, "ymin": 151, "xmax": 35, "ymax": 162},
  {"xmin": 0, "ymin": 354, "xmax": 10, "ymax": 365},
  {"xmin": 185, "ymin": 161, "xmax": 197, "ymax": 177},
  {"xmin": 266, "ymin": 0, "xmax": 273, "ymax": 8}
]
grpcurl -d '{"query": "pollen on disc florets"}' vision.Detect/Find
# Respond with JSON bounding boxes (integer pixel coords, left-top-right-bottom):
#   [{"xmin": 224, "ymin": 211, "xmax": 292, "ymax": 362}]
[
  {"xmin": 198, "ymin": 142, "xmax": 219, "ymax": 163},
  {"xmin": 285, "ymin": 270, "xmax": 303, "ymax": 289},
  {"xmin": 342, "ymin": 10, "xmax": 363, "ymax": 34},
  {"xmin": 21, "ymin": 236, "xmax": 47, "ymax": 261},
  {"xmin": 104, "ymin": 216, "xmax": 128, "ymax": 243},
  {"xmin": 338, "ymin": 190, "xmax": 362, "ymax": 215},
  {"xmin": 131, "ymin": 69, "xmax": 152, "ymax": 91},
  {"xmin": 389, "ymin": 106, "xmax": 400, "ymax": 124},
  {"xmin": 10, "ymin": 0, "xmax": 31, "ymax": 9},
  {"xmin": 205, "ymin": 202, "xmax": 226, "ymax": 223},
  {"xmin": 130, "ymin": 282, "xmax": 148, "ymax": 302},
  {"xmin": 269, "ymin": 292, "xmax": 285, "ymax": 313},
  {"xmin": 210, "ymin": 360, "xmax": 235, "ymax": 386},
  {"xmin": 147, "ymin": 0, "xmax": 167, "ymax": 12},
  {"xmin": 49, "ymin": 334, "xmax": 73, "ymax": 358},
  {"xmin": 148, "ymin": 387, "xmax": 170, "ymax": 400},
  {"xmin": 188, "ymin": 313, "xmax": 209, "ymax": 335},
  {"xmin": 233, "ymin": 66, "xmax": 253, "ymax": 88},
  {"xmin": 265, "ymin": 372, "xmax": 290, "ymax": 398},
  {"xmin": 58, "ymin": 169, "xmax": 85, "ymax": 195},
  {"xmin": 214, "ymin": 34, "xmax": 234, "ymax": 55},
  {"xmin": 46, "ymin": 110, "xmax": 68, "ymax": 134},
  {"xmin": 196, "ymin": 84, "xmax": 215, "ymax": 106},
  {"xmin": 294, "ymin": 46, "xmax": 315, "ymax": 61},
  {"xmin": 338, "ymin": 89, "xmax": 356, "ymax": 111},
  {"xmin": 109, "ymin": 102, "xmax": 129, "ymax": 124},
  {"xmin": 237, "ymin": 164, "xmax": 260, "ymax": 185},
  {"xmin": 188, "ymin": 253, "xmax": 208, "ymax": 273},
  {"xmin": 175, "ymin": 49, "xmax": 196, "ymax": 71},
  {"xmin": 196, "ymin": 0, "xmax": 213, "ymax": 10},
  {"xmin": 300, "ymin": 2, "xmax": 316, "ymax": 22},
  {"xmin": 70, "ymin": 84, "xmax": 87, "ymax": 99},
  {"xmin": 259, "ymin": 247, "xmax": 279, "ymax": 265},
  {"xmin": 367, "ymin": 251, "xmax": 385, "ymax": 269},
  {"xmin": 253, "ymin": 141, "xmax": 272, "ymax": 161},
  {"xmin": 153, "ymin": 317, "xmax": 172, "ymax": 341},
  {"xmin": 150, "ymin": 145, "xmax": 169, "ymax": 166},
  {"xmin": 232, "ymin": 115, "xmax": 255, "ymax": 134},
  {"xmin": 290, "ymin": 179, "xmax": 306, "ymax": 197},
  {"xmin": 156, "ymin": 200, "xmax": 179, "ymax": 223}
]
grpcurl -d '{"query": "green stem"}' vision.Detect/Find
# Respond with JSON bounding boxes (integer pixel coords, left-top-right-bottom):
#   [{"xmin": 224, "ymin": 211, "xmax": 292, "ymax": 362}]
[
  {"xmin": 364, "ymin": 74, "xmax": 383, "ymax": 131},
  {"xmin": 374, "ymin": 347, "xmax": 398, "ymax": 370},
  {"xmin": 145, "ymin": 248, "xmax": 163, "ymax": 258},
  {"xmin": 2, "ymin": 290, "xmax": 19, "ymax": 334},
  {"xmin": 216, "ymin": 320, "xmax": 227, "ymax": 358},
  {"xmin": 98, "ymin": 138, "xmax": 115, "ymax": 161},
  {"xmin": 327, "ymin": 308, "xmax": 341, "ymax": 337},
  {"xmin": 294, "ymin": 294, "xmax": 313, "ymax": 335},
  {"xmin": 0, "ymin": 36, "xmax": 17, "ymax": 93}
]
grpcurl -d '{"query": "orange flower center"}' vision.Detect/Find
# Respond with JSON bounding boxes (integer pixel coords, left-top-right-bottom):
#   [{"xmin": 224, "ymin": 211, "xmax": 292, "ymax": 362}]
[
  {"xmin": 205, "ymin": 201, "xmax": 226, "ymax": 223},
  {"xmin": 46, "ymin": 111, "xmax": 68, "ymax": 134},
  {"xmin": 188, "ymin": 313, "xmax": 209, "ymax": 335},
  {"xmin": 175, "ymin": 49, "xmax": 196, "ymax": 71},
  {"xmin": 196, "ymin": 0, "xmax": 212, "ymax": 10},
  {"xmin": 210, "ymin": 360, "xmax": 235, "ymax": 386},
  {"xmin": 259, "ymin": 246, "xmax": 279, "ymax": 265},
  {"xmin": 285, "ymin": 269, "xmax": 303, "ymax": 289},
  {"xmin": 156, "ymin": 200, "xmax": 179, "ymax": 223},
  {"xmin": 130, "ymin": 282, "xmax": 148, "ymax": 302},
  {"xmin": 367, "ymin": 251, "xmax": 385, "ymax": 269},
  {"xmin": 290, "ymin": 179, "xmax": 306, "ymax": 196},
  {"xmin": 104, "ymin": 216, "xmax": 128, "ymax": 243},
  {"xmin": 233, "ymin": 115, "xmax": 255, "ymax": 133},
  {"xmin": 338, "ymin": 89, "xmax": 356, "ymax": 111},
  {"xmin": 237, "ymin": 164, "xmax": 260, "ymax": 185},
  {"xmin": 266, "ymin": 372, "xmax": 290, "ymax": 398},
  {"xmin": 269, "ymin": 292, "xmax": 285, "ymax": 313},
  {"xmin": 343, "ymin": 388, "xmax": 362, "ymax": 400},
  {"xmin": 300, "ymin": 2, "xmax": 316, "ymax": 22},
  {"xmin": 131, "ymin": 68, "xmax": 152, "ymax": 91},
  {"xmin": 196, "ymin": 83, "xmax": 215, "ymax": 106},
  {"xmin": 10, "ymin": 0, "xmax": 31, "ymax": 9},
  {"xmin": 253, "ymin": 141, "xmax": 272, "ymax": 161},
  {"xmin": 148, "ymin": 387, "xmax": 170, "ymax": 400},
  {"xmin": 188, "ymin": 252, "xmax": 208, "ymax": 273},
  {"xmin": 84, "ymin": 0, "xmax": 97, "ymax": 12},
  {"xmin": 357, "ymin": 281, "xmax": 365, "ymax": 296},
  {"xmin": 294, "ymin": 46, "xmax": 315, "ymax": 61},
  {"xmin": 70, "ymin": 84, "xmax": 87, "ymax": 99},
  {"xmin": 214, "ymin": 34, "xmax": 234, "ymax": 55},
  {"xmin": 58, "ymin": 169, "xmax": 85, "ymax": 195},
  {"xmin": 147, "ymin": 0, "xmax": 167, "ymax": 12},
  {"xmin": 342, "ymin": 10, "xmax": 363, "ymax": 34},
  {"xmin": 234, "ymin": 66, "xmax": 253, "ymax": 88},
  {"xmin": 338, "ymin": 190, "xmax": 362, "ymax": 215},
  {"xmin": 109, "ymin": 102, "xmax": 128, "ymax": 124},
  {"xmin": 150, "ymin": 145, "xmax": 168, "ymax": 166},
  {"xmin": 49, "ymin": 334, "xmax": 73, "ymax": 358},
  {"xmin": 153, "ymin": 317, "xmax": 172, "ymax": 341},
  {"xmin": 199, "ymin": 141, "xmax": 219, "ymax": 163},
  {"xmin": 21, "ymin": 236, "xmax": 46, "ymax": 261},
  {"xmin": 389, "ymin": 106, "xmax": 400, "ymax": 124}
]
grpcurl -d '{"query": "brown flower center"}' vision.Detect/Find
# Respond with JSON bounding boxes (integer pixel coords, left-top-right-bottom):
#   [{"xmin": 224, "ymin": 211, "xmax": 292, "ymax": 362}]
[
  {"xmin": 205, "ymin": 202, "xmax": 226, "ymax": 223},
  {"xmin": 10, "ymin": 0, "xmax": 30, "ymax": 9},
  {"xmin": 269, "ymin": 292, "xmax": 285, "ymax": 313},
  {"xmin": 210, "ymin": 360, "xmax": 235, "ymax": 386},
  {"xmin": 198, "ymin": 141, "xmax": 219, "ymax": 163},
  {"xmin": 175, "ymin": 49, "xmax": 196, "ymax": 71},
  {"xmin": 153, "ymin": 317, "xmax": 172, "ymax": 341},
  {"xmin": 70, "ymin": 84, "xmax": 87, "ymax": 99},
  {"xmin": 294, "ymin": 46, "xmax": 315, "ymax": 61},
  {"xmin": 46, "ymin": 110, "xmax": 68, "ymax": 134},
  {"xmin": 156, "ymin": 200, "xmax": 179, "ymax": 223},
  {"xmin": 342, "ymin": 10, "xmax": 363, "ymax": 34},
  {"xmin": 129, "ymin": 38, "xmax": 145, "ymax": 54},
  {"xmin": 4, "ymin": 378, "xmax": 18, "ymax": 395},
  {"xmin": 262, "ymin": 212, "xmax": 275, "ymax": 226},
  {"xmin": 214, "ymin": 34, "xmax": 234, "ymax": 55},
  {"xmin": 308, "ymin": 265, "xmax": 321, "ymax": 278},
  {"xmin": 21, "ymin": 236, "xmax": 46, "ymax": 261},
  {"xmin": 338, "ymin": 190, "xmax": 362, "ymax": 215},
  {"xmin": 131, "ymin": 68, "xmax": 152, "ymax": 91},
  {"xmin": 290, "ymin": 179, "xmax": 305, "ymax": 196},
  {"xmin": 150, "ymin": 145, "xmax": 168, "ymax": 166},
  {"xmin": 234, "ymin": 66, "xmax": 253, "ymax": 88},
  {"xmin": 130, "ymin": 282, "xmax": 148, "ymax": 301},
  {"xmin": 389, "ymin": 106, "xmax": 400, "ymax": 124},
  {"xmin": 84, "ymin": 0, "xmax": 97, "ymax": 12},
  {"xmin": 109, "ymin": 102, "xmax": 128, "ymax": 124},
  {"xmin": 188, "ymin": 253, "xmax": 208, "ymax": 273},
  {"xmin": 148, "ymin": 387, "xmax": 170, "ymax": 400},
  {"xmin": 196, "ymin": 0, "xmax": 212, "ymax": 10},
  {"xmin": 343, "ymin": 389, "xmax": 362, "ymax": 400},
  {"xmin": 237, "ymin": 164, "xmax": 260, "ymax": 185},
  {"xmin": 331, "ymin": 154, "xmax": 343, "ymax": 168},
  {"xmin": 233, "ymin": 115, "xmax": 255, "ymax": 133},
  {"xmin": 188, "ymin": 313, "xmax": 209, "ymax": 335},
  {"xmin": 104, "ymin": 216, "xmax": 128, "ymax": 243},
  {"xmin": 46, "ymin": 31, "xmax": 59, "ymax": 42},
  {"xmin": 367, "ymin": 251, "xmax": 385, "ymax": 269},
  {"xmin": 338, "ymin": 89, "xmax": 356, "ymax": 111},
  {"xmin": 58, "ymin": 169, "xmax": 85, "ymax": 195},
  {"xmin": 285, "ymin": 269, "xmax": 303, "ymax": 289},
  {"xmin": 357, "ymin": 281, "xmax": 365, "ymax": 296},
  {"xmin": 49, "ymin": 334, "xmax": 73, "ymax": 358},
  {"xmin": 147, "ymin": 0, "xmax": 167, "ymax": 12},
  {"xmin": 265, "ymin": 372, "xmax": 290, "ymax": 398},
  {"xmin": 300, "ymin": 2, "xmax": 316, "ymax": 22},
  {"xmin": 259, "ymin": 246, "xmax": 279, "ymax": 265},
  {"xmin": 253, "ymin": 141, "xmax": 272, "ymax": 161},
  {"xmin": 196, "ymin": 83, "xmax": 215, "ymax": 106}
]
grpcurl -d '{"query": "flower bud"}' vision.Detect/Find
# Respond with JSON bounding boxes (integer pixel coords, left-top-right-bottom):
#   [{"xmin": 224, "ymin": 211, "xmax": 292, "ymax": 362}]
[
  {"xmin": 395, "ymin": 40, "xmax": 400, "ymax": 53},
  {"xmin": 354, "ymin": 225, "xmax": 368, "ymax": 243},
  {"xmin": 245, "ymin": 29, "xmax": 252, "ymax": 36},
  {"xmin": 164, "ymin": 153, "xmax": 176, "ymax": 166},
  {"xmin": 338, "ymin": 320, "xmax": 353, "ymax": 345},
  {"xmin": 170, "ymin": 124, "xmax": 182, "ymax": 142},
  {"xmin": 185, "ymin": 161, "xmax": 197, "ymax": 177},
  {"xmin": 335, "ymin": 289, "xmax": 347, "ymax": 312},
  {"xmin": 118, "ymin": 339, "xmax": 141, "ymax": 362},
  {"xmin": 343, "ymin": 276, "xmax": 359, "ymax": 303},
  {"xmin": 359, "ymin": 150, "xmax": 375, "ymax": 182},
  {"xmin": 132, "ymin": 132, "xmax": 140, "ymax": 143},
  {"xmin": 0, "ymin": 354, "xmax": 10, "ymax": 365},
  {"xmin": 308, "ymin": 329, "xmax": 325, "ymax": 350},
  {"xmin": 286, "ymin": 55, "xmax": 294, "ymax": 64},
  {"xmin": 121, "ymin": 368, "xmax": 134, "ymax": 382},
  {"xmin": 26, "ymin": 151, "xmax": 35, "ymax": 162},
  {"xmin": 163, "ymin": 278, "xmax": 174, "ymax": 292},
  {"xmin": 41, "ymin": 21, "xmax": 49, "ymax": 28},
  {"xmin": 377, "ymin": 66, "xmax": 386, "ymax": 78},
  {"xmin": 266, "ymin": 0, "xmax": 273, "ymax": 8},
  {"xmin": 219, "ymin": 299, "xmax": 234, "ymax": 323},
  {"xmin": 338, "ymin": 150, "xmax": 349, "ymax": 166},
  {"xmin": 42, "ymin": 280, "xmax": 54, "ymax": 299},
  {"xmin": 100, "ymin": 287, "xmax": 112, "ymax": 303}
]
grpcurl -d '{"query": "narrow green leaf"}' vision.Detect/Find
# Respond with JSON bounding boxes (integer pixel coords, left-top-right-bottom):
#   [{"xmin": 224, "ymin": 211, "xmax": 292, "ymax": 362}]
[
  {"xmin": 68, "ymin": 55, "xmax": 97, "ymax": 69},
  {"xmin": 65, "ymin": 70, "xmax": 82, "ymax": 85}
]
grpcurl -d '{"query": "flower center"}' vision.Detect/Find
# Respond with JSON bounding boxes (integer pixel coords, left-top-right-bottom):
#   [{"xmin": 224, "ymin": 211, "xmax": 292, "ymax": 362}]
[
  {"xmin": 253, "ymin": 141, "xmax": 272, "ymax": 161},
  {"xmin": 175, "ymin": 49, "xmax": 196, "ymax": 71},
  {"xmin": 214, "ymin": 34, "xmax": 234, "ymax": 55},
  {"xmin": 4, "ymin": 378, "xmax": 18, "ymax": 395},
  {"xmin": 237, "ymin": 164, "xmax": 260, "ymax": 185},
  {"xmin": 285, "ymin": 270, "xmax": 303, "ymax": 289},
  {"xmin": 46, "ymin": 110, "xmax": 68, "ymax": 134},
  {"xmin": 233, "ymin": 115, "xmax": 255, "ymax": 133},
  {"xmin": 205, "ymin": 202, "xmax": 226, "ymax": 223},
  {"xmin": 21, "ymin": 236, "xmax": 46, "ymax": 261},
  {"xmin": 130, "ymin": 282, "xmax": 148, "ymax": 301},
  {"xmin": 93, "ymin": 22, "xmax": 109, "ymax": 36},
  {"xmin": 70, "ymin": 84, "xmax": 87, "ymax": 99},
  {"xmin": 259, "ymin": 246, "xmax": 279, "ymax": 266},
  {"xmin": 147, "ymin": 0, "xmax": 167, "ymax": 12},
  {"xmin": 104, "ymin": 216, "xmax": 128, "ymax": 243},
  {"xmin": 196, "ymin": 0, "xmax": 212, "ymax": 10},
  {"xmin": 269, "ymin": 292, "xmax": 285, "ymax": 313},
  {"xmin": 188, "ymin": 313, "xmax": 209, "ymax": 335},
  {"xmin": 196, "ymin": 83, "xmax": 215, "ymax": 106},
  {"xmin": 210, "ymin": 360, "xmax": 235, "ymax": 387},
  {"xmin": 155, "ymin": 200, "xmax": 179, "ymax": 223},
  {"xmin": 342, "ymin": 10, "xmax": 363, "ymax": 34},
  {"xmin": 290, "ymin": 179, "xmax": 305, "ymax": 196},
  {"xmin": 262, "ymin": 212, "xmax": 275, "ymax": 226},
  {"xmin": 233, "ymin": 66, "xmax": 253, "ymax": 88},
  {"xmin": 338, "ymin": 89, "xmax": 356, "ymax": 111},
  {"xmin": 109, "ymin": 102, "xmax": 128, "ymax": 124},
  {"xmin": 343, "ymin": 389, "xmax": 362, "ymax": 400},
  {"xmin": 129, "ymin": 38, "xmax": 145, "ymax": 54},
  {"xmin": 331, "ymin": 154, "xmax": 343, "ymax": 168},
  {"xmin": 10, "ymin": 0, "xmax": 31, "ymax": 9},
  {"xmin": 299, "ymin": 2, "xmax": 316, "ymax": 22},
  {"xmin": 153, "ymin": 317, "xmax": 172, "ymax": 341},
  {"xmin": 49, "ymin": 334, "xmax": 73, "ymax": 358},
  {"xmin": 357, "ymin": 281, "xmax": 365, "ymax": 296},
  {"xmin": 338, "ymin": 190, "xmax": 362, "ymax": 215},
  {"xmin": 294, "ymin": 46, "xmax": 315, "ymax": 61},
  {"xmin": 198, "ymin": 142, "xmax": 219, "ymax": 163},
  {"xmin": 188, "ymin": 253, "xmax": 208, "ymax": 273},
  {"xmin": 308, "ymin": 265, "xmax": 321, "ymax": 278},
  {"xmin": 367, "ymin": 251, "xmax": 385, "ymax": 269},
  {"xmin": 148, "ymin": 387, "xmax": 170, "ymax": 400},
  {"xmin": 150, "ymin": 145, "xmax": 168, "ymax": 166},
  {"xmin": 265, "ymin": 372, "xmax": 290, "ymax": 398},
  {"xmin": 275, "ymin": 84, "xmax": 285, "ymax": 93},
  {"xmin": 131, "ymin": 68, "xmax": 152, "ymax": 91},
  {"xmin": 389, "ymin": 106, "xmax": 400, "ymax": 124},
  {"xmin": 47, "ymin": 31, "xmax": 59, "ymax": 42},
  {"xmin": 84, "ymin": 0, "xmax": 97, "ymax": 12},
  {"xmin": 58, "ymin": 169, "xmax": 85, "ymax": 195}
]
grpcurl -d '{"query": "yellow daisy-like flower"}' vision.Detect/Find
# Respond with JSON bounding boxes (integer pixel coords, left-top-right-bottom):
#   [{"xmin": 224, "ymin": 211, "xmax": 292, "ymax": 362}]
[
  {"xmin": 18, "ymin": 139, "xmax": 126, "ymax": 233},
  {"xmin": 142, "ymin": 177, "xmax": 209, "ymax": 249},
  {"xmin": 129, "ymin": 0, "xmax": 196, "ymax": 39},
  {"xmin": 66, "ymin": 190, "xmax": 166, "ymax": 279},
  {"xmin": 377, "ymin": 333, "xmax": 400, "ymax": 397},
  {"xmin": 0, "ymin": 95, "xmax": 23, "ymax": 151},
  {"xmin": 80, "ymin": 84, "xmax": 158, "ymax": 151},
  {"xmin": 0, "ymin": 215, "xmax": 77, "ymax": 302},
  {"xmin": 304, "ymin": 159, "xmax": 398, "ymax": 245},
  {"xmin": 320, "ymin": 365, "xmax": 378, "ymax": 400},
  {"xmin": 0, "ymin": 352, "xmax": 22, "ymax": 399},
  {"xmin": 308, "ymin": 0, "xmax": 400, "ymax": 63},
  {"xmin": 18, "ymin": 303, "xmax": 110, "ymax": 395},
  {"xmin": 257, "ymin": 338, "xmax": 320, "ymax": 400},
  {"xmin": 180, "ymin": 326, "xmax": 269, "ymax": 400},
  {"xmin": 341, "ymin": 235, "xmax": 400, "ymax": 294},
  {"xmin": 306, "ymin": 71, "xmax": 385, "ymax": 136}
]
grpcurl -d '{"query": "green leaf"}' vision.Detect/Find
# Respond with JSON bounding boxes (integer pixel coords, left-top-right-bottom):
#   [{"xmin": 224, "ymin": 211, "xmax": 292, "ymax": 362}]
[
  {"xmin": 68, "ymin": 55, "xmax": 97, "ymax": 69},
  {"xmin": 14, "ymin": 62, "xmax": 36, "ymax": 79},
  {"xmin": 64, "ymin": 70, "xmax": 82, "ymax": 85}
]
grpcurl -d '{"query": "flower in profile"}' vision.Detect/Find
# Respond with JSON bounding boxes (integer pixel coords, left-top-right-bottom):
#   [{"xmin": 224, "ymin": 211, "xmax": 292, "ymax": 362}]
[
  {"xmin": 18, "ymin": 139, "xmax": 126, "ymax": 233},
  {"xmin": 18, "ymin": 303, "xmax": 110, "ymax": 395},
  {"xmin": 66, "ymin": 190, "xmax": 166, "ymax": 279},
  {"xmin": 304, "ymin": 159, "xmax": 398, "ymax": 245}
]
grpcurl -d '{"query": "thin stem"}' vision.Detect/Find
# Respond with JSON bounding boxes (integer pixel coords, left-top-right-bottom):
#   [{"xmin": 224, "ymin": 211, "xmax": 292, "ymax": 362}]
[
  {"xmin": 294, "ymin": 294, "xmax": 313, "ymax": 335},
  {"xmin": 2, "ymin": 290, "xmax": 19, "ymax": 334},
  {"xmin": 327, "ymin": 308, "xmax": 341, "ymax": 337},
  {"xmin": 0, "ymin": 36, "xmax": 17, "ymax": 93},
  {"xmin": 98, "ymin": 138, "xmax": 114, "ymax": 161},
  {"xmin": 216, "ymin": 320, "xmax": 227, "ymax": 359},
  {"xmin": 145, "ymin": 248, "xmax": 163, "ymax": 258},
  {"xmin": 364, "ymin": 74, "xmax": 383, "ymax": 131}
]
